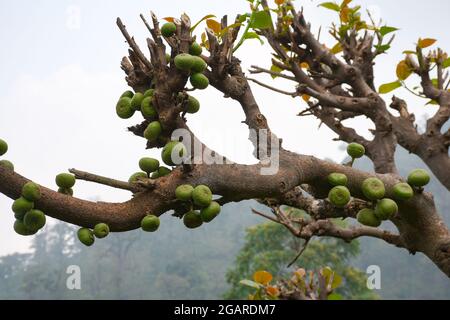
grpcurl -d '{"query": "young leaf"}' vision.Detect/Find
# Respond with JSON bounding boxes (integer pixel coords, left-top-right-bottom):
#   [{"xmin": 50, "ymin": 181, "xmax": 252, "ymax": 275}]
[
  {"xmin": 318, "ymin": 2, "xmax": 341, "ymax": 12},
  {"xmin": 239, "ymin": 279, "xmax": 262, "ymax": 289},
  {"xmin": 341, "ymin": 0, "xmax": 352, "ymax": 8},
  {"xmin": 328, "ymin": 293, "xmax": 343, "ymax": 300},
  {"xmin": 375, "ymin": 44, "xmax": 391, "ymax": 53},
  {"xmin": 396, "ymin": 60, "xmax": 412, "ymax": 80},
  {"xmin": 266, "ymin": 286, "xmax": 280, "ymax": 297},
  {"xmin": 379, "ymin": 26, "xmax": 398, "ymax": 36},
  {"xmin": 275, "ymin": 0, "xmax": 285, "ymax": 5},
  {"xmin": 426, "ymin": 99, "xmax": 439, "ymax": 105},
  {"xmin": 270, "ymin": 64, "xmax": 283, "ymax": 79},
  {"xmin": 243, "ymin": 32, "xmax": 264, "ymax": 44},
  {"xmin": 206, "ymin": 19, "xmax": 222, "ymax": 34},
  {"xmin": 379, "ymin": 80, "xmax": 402, "ymax": 94},
  {"xmin": 190, "ymin": 14, "xmax": 216, "ymax": 32},
  {"xmin": 403, "ymin": 50, "xmax": 417, "ymax": 55},
  {"xmin": 418, "ymin": 38, "xmax": 437, "ymax": 49},
  {"xmin": 250, "ymin": 10, "xmax": 273, "ymax": 29},
  {"xmin": 443, "ymin": 58, "xmax": 450, "ymax": 68},
  {"xmin": 253, "ymin": 270, "xmax": 273, "ymax": 285},
  {"xmin": 330, "ymin": 42, "xmax": 343, "ymax": 54},
  {"xmin": 162, "ymin": 17, "xmax": 175, "ymax": 22}
]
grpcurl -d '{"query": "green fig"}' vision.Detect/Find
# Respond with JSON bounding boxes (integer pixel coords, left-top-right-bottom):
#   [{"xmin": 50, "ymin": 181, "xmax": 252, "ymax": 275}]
[
  {"xmin": 77, "ymin": 228, "xmax": 95, "ymax": 247},
  {"xmin": 183, "ymin": 210, "xmax": 203, "ymax": 229},
  {"xmin": 56, "ymin": 173, "xmax": 76, "ymax": 189},
  {"xmin": 192, "ymin": 185, "xmax": 213, "ymax": 208},
  {"xmin": 139, "ymin": 157, "xmax": 160, "ymax": 174},
  {"xmin": 357, "ymin": 208, "xmax": 381, "ymax": 227},
  {"xmin": 393, "ymin": 183, "xmax": 414, "ymax": 201},
  {"xmin": 151, "ymin": 166, "xmax": 171, "ymax": 179},
  {"xmin": 200, "ymin": 201, "xmax": 221, "ymax": 223},
  {"xmin": 161, "ymin": 22, "xmax": 176, "ymax": 37},
  {"xmin": 161, "ymin": 141, "xmax": 187, "ymax": 166},
  {"xmin": 327, "ymin": 173, "xmax": 348, "ymax": 187},
  {"xmin": 174, "ymin": 53, "xmax": 195, "ymax": 71},
  {"xmin": 328, "ymin": 186, "xmax": 351, "ymax": 208},
  {"xmin": 141, "ymin": 97, "xmax": 157, "ymax": 119},
  {"xmin": 128, "ymin": 172, "xmax": 148, "ymax": 183},
  {"xmin": 23, "ymin": 209, "xmax": 46, "ymax": 231},
  {"xmin": 144, "ymin": 121, "xmax": 162, "ymax": 141},
  {"xmin": 190, "ymin": 73, "xmax": 209, "ymax": 90},
  {"xmin": 191, "ymin": 56, "xmax": 207, "ymax": 73},
  {"xmin": 12, "ymin": 197, "xmax": 34, "ymax": 218},
  {"xmin": 120, "ymin": 90, "xmax": 134, "ymax": 99},
  {"xmin": 175, "ymin": 184, "xmax": 194, "ymax": 201},
  {"xmin": 141, "ymin": 215, "xmax": 160, "ymax": 232},
  {"xmin": 189, "ymin": 42, "xmax": 203, "ymax": 56},
  {"xmin": 93, "ymin": 223, "xmax": 110, "ymax": 239},
  {"xmin": 143, "ymin": 89, "xmax": 155, "ymax": 98},
  {"xmin": 407, "ymin": 169, "xmax": 430, "ymax": 188},
  {"xmin": 14, "ymin": 220, "xmax": 37, "ymax": 236},
  {"xmin": 186, "ymin": 95, "xmax": 200, "ymax": 114},
  {"xmin": 347, "ymin": 143, "xmax": 365, "ymax": 159},
  {"xmin": 0, "ymin": 160, "xmax": 14, "ymax": 171},
  {"xmin": 58, "ymin": 187, "xmax": 74, "ymax": 196},
  {"xmin": 375, "ymin": 198, "xmax": 398, "ymax": 221},
  {"xmin": 361, "ymin": 178, "xmax": 385, "ymax": 201},
  {"xmin": 22, "ymin": 182, "xmax": 41, "ymax": 202},
  {"xmin": 131, "ymin": 92, "xmax": 144, "ymax": 111},
  {"xmin": 116, "ymin": 97, "xmax": 135, "ymax": 119},
  {"xmin": 0, "ymin": 139, "xmax": 8, "ymax": 156}
]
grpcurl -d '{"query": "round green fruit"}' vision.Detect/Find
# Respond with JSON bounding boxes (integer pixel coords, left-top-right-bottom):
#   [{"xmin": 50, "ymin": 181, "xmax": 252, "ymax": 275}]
[
  {"xmin": 174, "ymin": 53, "xmax": 195, "ymax": 71},
  {"xmin": 161, "ymin": 22, "xmax": 176, "ymax": 37},
  {"xmin": 183, "ymin": 211, "xmax": 203, "ymax": 229},
  {"xmin": 393, "ymin": 183, "xmax": 414, "ymax": 201},
  {"xmin": 0, "ymin": 160, "xmax": 14, "ymax": 171},
  {"xmin": 175, "ymin": 184, "xmax": 194, "ymax": 201},
  {"xmin": 375, "ymin": 198, "xmax": 398, "ymax": 221},
  {"xmin": 192, "ymin": 185, "xmax": 213, "ymax": 208},
  {"xmin": 56, "ymin": 173, "xmax": 76, "ymax": 189},
  {"xmin": 131, "ymin": 92, "xmax": 144, "ymax": 111},
  {"xmin": 141, "ymin": 215, "xmax": 160, "ymax": 232},
  {"xmin": 347, "ymin": 143, "xmax": 365, "ymax": 159},
  {"xmin": 77, "ymin": 228, "xmax": 95, "ymax": 247},
  {"xmin": 120, "ymin": 90, "xmax": 134, "ymax": 99},
  {"xmin": 141, "ymin": 97, "xmax": 157, "ymax": 119},
  {"xmin": 116, "ymin": 97, "xmax": 135, "ymax": 119},
  {"xmin": 361, "ymin": 178, "xmax": 385, "ymax": 201},
  {"xmin": 191, "ymin": 56, "xmax": 207, "ymax": 73},
  {"xmin": 93, "ymin": 223, "xmax": 110, "ymax": 239},
  {"xmin": 12, "ymin": 197, "xmax": 34, "ymax": 217},
  {"xmin": 143, "ymin": 89, "xmax": 155, "ymax": 98},
  {"xmin": 162, "ymin": 141, "xmax": 187, "ymax": 166},
  {"xmin": 327, "ymin": 173, "xmax": 348, "ymax": 187},
  {"xmin": 144, "ymin": 121, "xmax": 162, "ymax": 141},
  {"xmin": 128, "ymin": 172, "xmax": 148, "ymax": 183},
  {"xmin": 24, "ymin": 209, "xmax": 46, "ymax": 231},
  {"xmin": 14, "ymin": 220, "xmax": 36, "ymax": 236},
  {"xmin": 357, "ymin": 209, "xmax": 381, "ymax": 227},
  {"xmin": 328, "ymin": 186, "xmax": 351, "ymax": 208},
  {"xmin": 407, "ymin": 169, "xmax": 430, "ymax": 188},
  {"xmin": 200, "ymin": 201, "xmax": 221, "ymax": 223},
  {"xmin": 0, "ymin": 139, "xmax": 8, "ymax": 156},
  {"xmin": 151, "ymin": 166, "xmax": 171, "ymax": 179},
  {"xmin": 186, "ymin": 95, "xmax": 200, "ymax": 114},
  {"xmin": 58, "ymin": 187, "xmax": 73, "ymax": 196},
  {"xmin": 22, "ymin": 182, "xmax": 41, "ymax": 202},
  {"xmin": 139, "ymin": 157, "xmax": 160, "ymax": 174},
  {"xmin": 190, "ymin": 73, "xmax": 209, "ymax": 90},
  {"xmin": 189, "ymin": 42, "xmax": 203, "ymax": 56}
]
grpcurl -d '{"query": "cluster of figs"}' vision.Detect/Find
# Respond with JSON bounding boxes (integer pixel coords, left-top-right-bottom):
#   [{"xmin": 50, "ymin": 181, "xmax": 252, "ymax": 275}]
[{"xmin": 327, "ymin": 143, "xmax": 431, "ymax": 227}]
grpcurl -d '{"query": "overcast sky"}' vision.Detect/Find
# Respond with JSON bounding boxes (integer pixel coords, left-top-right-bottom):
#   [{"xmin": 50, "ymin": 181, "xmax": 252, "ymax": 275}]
[{"xmin": 1, "ymin": 0, "xmax": 450, "ymax": 255}]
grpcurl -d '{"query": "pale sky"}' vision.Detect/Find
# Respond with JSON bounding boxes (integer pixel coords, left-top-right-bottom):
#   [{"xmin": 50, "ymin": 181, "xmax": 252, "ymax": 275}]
[{"xmin": 1, "ymin": 0, "xmax": 450, "ymax": 255}]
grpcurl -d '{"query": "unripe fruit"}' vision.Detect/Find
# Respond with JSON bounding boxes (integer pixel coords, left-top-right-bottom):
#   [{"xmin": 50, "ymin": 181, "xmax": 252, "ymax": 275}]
[
  {"xmin": 151, "ymin": 167, "xmax": 171, "ymax": 179},
  {"xmin": 14, "ymin": 220, "xmax": 36, "ymax": 236},
  {"xmin": 407, "ymin": 169, "xmax": 430, "ymax": 187},
  {"xmin": 144, "ymin": 121, "xmax": 162, "ymax": 141},
  {"xmin": 131, "ymin": 92, "xmax": 144, "ymax": 111},
  {"xmin": 186, "ymin": 95, "xmax": 200, "ymax": 114},
  {"xmin": 175, "ymin": 184, "xmax": 194, "ymax": 201},
  {"xmin": 24, "ymin": 209, "xmax": 46, "ymax": 231},
  {"xmin": 327, "ymin": 173, "xmax": 348, "ymax": 187},
  {"xmin": 12, "ymin": 197, "xmax": 34, "ymax": 217},
  {"xmin": 141, "ymin": 97, "xmax": 157, "ymax": 119},
  {"xmin": 192, "ymin": 185, "xmax": 213, "ymax": 208},
  {"xmin": 174, "ymin": 53, "xmax": 195, "ymax": 71},
  {"xmin": 0, "ymin": 138, "xmax": 8, "ymax": 156},
  {"xmin": 191, "ymin": 56, "xmax": 207, "ymax": 73},
  {"xmin": 183, "ymin": 210, "xmax": 203, "ymax": 229},
  {"xmin": 328, "ymin": 186, "xmax": 351, "ymax": 208},
  {"xmin": 143, "ymin": 89, "xmax": 155, "ymax": 98},
  {"xmin": 22, "ymin": 182, "xmax": 41, "ymax": 202},
  {"xmin": 139, "ymin": 157, "xmax": 160, "ymax": 174},
  {"xmin": 189, "ymin": 42, "xmax": 203, "ymax": 56},
  {"xmin": 200, "ymin": 201, "xmax": 221, "ymax": 223},
  {"xmin": 347, "ymin": 143, "xmax": 365, "ymax": 159},
  {"xmin": 393, "ymin": 183, "xmax": 414, "ymax": 201},
  {"xmin": 162, "ymin": 141, "xmax": 187, "ymax": 166},
  {"xmin": 58, "ymin": 187, "xmax": 73, "ymax": 196},
  {"xmin": 121, "ymin": 90, "xmax": 134, "ymax": 99},
  {"xmin": 375, "ymin": 198, "xmax": 398, "ymax": 221},
  {"xmin": 161, "ymin": 22, "xmax": 176, "ymax": 37},
  {"xmin": 116, "ymin": 97, "xmax": 135, "ymax": 119},
  {"xmin": 361, "ymin": 178, "xmax": 385, "ymax": 201},
  {"xmin": 357, "ymin": 209, "xmax": 381, "ymax": 227},
  {"xmin": 0, "ymin": 160, "xmax": 14, "ymax": 171},
  {"xmin": 93, "ymin": 223, "xmax": 110, "ymax": 238},
  {"xmin": 56, "ymin": 173, "xmax": 76, "ymax": 189},
  {"xmin": 128, "ymin": 172, "xmax": 147, "ymax": 183},
  {"xmin": 141, "ymin": 215, "xmax": 160, "ymax": 232},
  {"xmin": 190, "ymin": 73, "xmax": 209, "ymax": 90},
  {"xmin": 77, "ymin": 228, "xmax": 95, "ymax": 247}
]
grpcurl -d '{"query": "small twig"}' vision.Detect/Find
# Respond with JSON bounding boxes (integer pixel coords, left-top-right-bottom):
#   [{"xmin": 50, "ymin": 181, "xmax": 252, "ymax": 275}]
[
  {"xmin": 251, "ymin": 208, "xmax": 280, "ymax": 223},
  {"xmin": 247, "ymin": 77, "xmax": 298, "ymax": 97},
  {"xmin": 250, "ymin": 65, "xmax": 297, "ymax": 81},
  {"xmin": 287, "ymin": 238, "xmax": 310, "ymax": 268}
]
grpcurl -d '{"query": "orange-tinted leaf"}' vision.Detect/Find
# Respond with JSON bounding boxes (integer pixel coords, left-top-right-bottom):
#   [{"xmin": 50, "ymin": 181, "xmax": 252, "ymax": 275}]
[
  {"xmin": 302, "ymin": 94, "xmax": 311, "ymax": 102},
  {"xmin": 300, "ymin": 62, "xmax": 310, "ymax": 69},
  {"xmin": 396, "ymin": 60, "xmax": 412, "ymax": 80},
  {"xmin": 275, "ymin": 0, "xmax": 285, "ymax": 5},
  {"xmin": 340, "ymin": 6, "xmax": 350, "ymax": 23},
  {"xmin": 330, "ymin": 42, "xmax": 343, "ymax": 54},
  {"xmin": 418, "ymin": 38, "xmax": 437, "ymax": 49},
  {"xmin": 253, "ymin": 270, "xmax": 273, "ymax": 285},
  {"xmin": 266, "ymin": 286, "xmax": 280, "ymax": 297},
  {"xmin": 162, "ymin": 17, "xmax": 175, "ymax": 23},
  {"xmin": 379, "ymin": 80, "xmax": 402, "ymax": 94},
  {"xmin": 190, "ymin": 14, "xmax": 217, "ymax": 32},
  {"xmin": 206, "ymin": 19, "xmax": 222, "ymax": 34},
  {"xmin": 341, "ymin": 0, "xmax": 352, "ymax": 8}
]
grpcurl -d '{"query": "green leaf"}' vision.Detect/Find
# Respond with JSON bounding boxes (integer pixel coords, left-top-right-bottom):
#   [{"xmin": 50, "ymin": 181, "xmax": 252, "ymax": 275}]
[
  {"xmin": 321, "ymin": 267, "xmax": 342, "ymax": 290},
  {"xmin": 270, "ymin": 64, "xmax": 283, "ymax": 79},
  {"xmin": 318, "ymin": 2, "xmax": 341, "ymax": 12},
  {"xmin": 190, "ymin": 14, "xmax": 217, "ymax": 32},
  {"xmin": 239, "ymin": 279, "xmax": 262, "ymax": 289},
  {"xmin": 432, "ymin": 78, "xmax": 439, "ymax": 88},
  {"xmin": 328, "ymin": 293, "xmax": 343, "ymax": 300},
  {"xmin": 250, "ymin": 10, "xmax": 273, "ymax": 29},
  {"xmin": 403, "ymin": 50, "xmax": 416, "ymax": 55},
  {"xmin": 375, "ymin": 44, "xmax": 391, "ymax": 53},
  {"xmin": 443, "ymin": 58, "xmax": 450, "ymax": 68},
  {"xmin": 426, "ymin": 100, "xmax": 439, "ymax": 105},
  {"xmin": 243, "ymin": 32, "xmax": 264, "ymax": 44},
  {"xmin": 379, "ymin": 80, "xmax": 402, "ymax": 94},
  {"xmin": 379, "ymin": 26, "xmax": 398, "ymax": 36}
]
